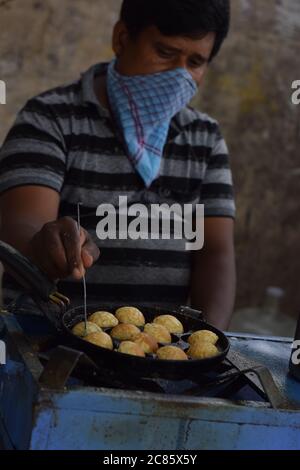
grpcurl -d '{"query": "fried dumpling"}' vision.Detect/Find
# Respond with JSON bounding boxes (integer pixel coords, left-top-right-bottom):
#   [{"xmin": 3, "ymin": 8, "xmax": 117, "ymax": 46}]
[
  {"xmin": 187, "ymin": 342, "xmax": 219, "ymax": 359},
  {"xmin": 84, "ymin": 331, "xmax": 113, "ymax": 350},
  {"xmin": 117, "ymin": 341, "xmax": 145, "ymax": 357},
  {"xmin": 188, "ymin": 330, "xmax": 219, "ymax": 346},
  {"xmin": 153, "ymin": 315, "xmax": 184, "ymax": 334},
  {"xmin": 115, "ymin": 306, "xmax": 145, "ymax": 327},
  {"xmin": 89, "ymin": 311, "xmax": 119, "ymax": 329},
  {"xmin": 110, "ymin": 323, "xmax": 141, "ymax": 341},
  {"xmin": 72, "ymin": 321, "xmax": 102, "ymax": 338},
  {"xmin": 157, "ymin": 346, "xmax": 188, "ymax": 361},
  {"xmin": 144, "ymin": 323, "xmax": 172, "ymax": 344},
  {"xmin": 134, "ymin": 332, "xmax": 159, "ymax": 354}
]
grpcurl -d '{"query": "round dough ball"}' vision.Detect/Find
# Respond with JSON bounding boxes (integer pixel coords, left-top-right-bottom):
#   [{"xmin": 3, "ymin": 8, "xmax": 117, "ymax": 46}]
[
  {"xmin": 72, "ymin": 321, "xmax": 102, "ymax": 338},
  {"xmin": 188, "ymin": 330, "xmax": 219, "ymax": 346},
  {"xmin": 89, "ymin": 311, "xmax": 119, "ymax": 329},
  {"xmin": 84, "ymin": 331, "xmax": 113, "ymax": 350},
  {"xmin": 157, "ymin": 346, "xmax": 188, "ymax": 361},
  {"xmin": 115, "ymin": 306, "xmax": 145, "ymax": 327},
  {"xmin": 134, "ymin": 332, "xmax": 158, "ymax": 354},
  {"xmin": 144, "ymin": 323, "xmax": 172, "ymax": 344},
  {"xmin": 117, "ymin": 341, "xmax": 145, "ymax": 357},
  {"xmin": 153, "ymin": 315, "xmax": 184, "ymax": 334},
  {"xmin": 110, "ymin": 323, "xmax": 141, "ymax": 341},
  {"xmin": 187, "ymin": 342, "xmax": 219, "ymax": 359}
]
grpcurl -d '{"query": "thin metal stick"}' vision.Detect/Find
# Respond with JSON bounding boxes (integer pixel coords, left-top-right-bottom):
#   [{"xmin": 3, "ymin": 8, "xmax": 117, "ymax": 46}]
[{"xmin": 77, "ymin": 203, "xmax": 88, "ymax": 334}]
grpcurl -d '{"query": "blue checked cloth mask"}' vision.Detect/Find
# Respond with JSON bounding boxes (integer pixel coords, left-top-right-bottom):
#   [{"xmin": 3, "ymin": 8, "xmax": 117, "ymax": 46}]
[{"xmin": 106, "ymin": 59, "xmax": 198, "ymax": 187}]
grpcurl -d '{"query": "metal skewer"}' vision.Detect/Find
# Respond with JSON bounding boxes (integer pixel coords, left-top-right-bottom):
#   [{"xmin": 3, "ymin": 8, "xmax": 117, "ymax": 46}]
[{"xmin": 77, "ymin": 203, "xmax": 88, "ymax": 334}]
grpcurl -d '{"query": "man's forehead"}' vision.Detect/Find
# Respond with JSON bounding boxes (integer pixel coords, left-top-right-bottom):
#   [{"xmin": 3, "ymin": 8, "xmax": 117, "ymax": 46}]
[{"xmin": 140, "ymin": 26, "xmax": 215, "ymax": 57}]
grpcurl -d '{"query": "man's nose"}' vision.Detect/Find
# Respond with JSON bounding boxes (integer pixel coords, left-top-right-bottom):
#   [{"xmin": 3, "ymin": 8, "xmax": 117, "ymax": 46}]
[
  {"xmin": 170, "ymin": 57, "xmax": 203, "ymax": 86},
  {"xmin": 173, "ymin": 56, "xmax": 187, "ymax": 70},
  {"xmin": 171, "ymin": 58, "xmax": 197, "ymax": 79}
]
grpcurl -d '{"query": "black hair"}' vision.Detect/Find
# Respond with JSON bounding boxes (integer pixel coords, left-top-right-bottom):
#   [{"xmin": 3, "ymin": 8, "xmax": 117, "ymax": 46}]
[{"xmin": 120, "ymin": 0, "xmax": 230, "ymax": 61}]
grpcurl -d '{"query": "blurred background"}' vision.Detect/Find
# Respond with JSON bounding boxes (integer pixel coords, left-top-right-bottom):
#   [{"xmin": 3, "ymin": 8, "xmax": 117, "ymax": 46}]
[{"xmin": 0, "ymin": 0, "xmax": 300, "ymax": 336}]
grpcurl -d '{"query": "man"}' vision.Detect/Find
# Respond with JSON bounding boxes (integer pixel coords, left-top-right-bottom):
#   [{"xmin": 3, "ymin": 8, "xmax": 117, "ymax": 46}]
[{"xmin": 0, "ymin": 0, "xmax": 235, "ymax": 330}]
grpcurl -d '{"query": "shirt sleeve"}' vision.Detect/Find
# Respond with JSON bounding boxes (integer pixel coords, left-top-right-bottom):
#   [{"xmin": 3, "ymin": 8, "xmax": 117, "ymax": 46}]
[
  {"xmin": 0, "ymin": 96, "xmax": 67, "ymax": 195},
  {"xmin": 201, "ymin": 123, "xmax": 236, "ymax": 219}
]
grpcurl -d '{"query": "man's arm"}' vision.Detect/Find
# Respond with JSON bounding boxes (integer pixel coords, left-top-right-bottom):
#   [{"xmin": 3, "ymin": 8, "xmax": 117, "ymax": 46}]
[
  {"xmin": 190, "ymin": 217, "xmax": 236, "ymax": 331},
  {"xmin": 0, "ymin": 186, "xmax": 99, "ymax": 280},
  {"xmin": 0, "ymin": 186, "xmax": 59, "ymax": 254}
]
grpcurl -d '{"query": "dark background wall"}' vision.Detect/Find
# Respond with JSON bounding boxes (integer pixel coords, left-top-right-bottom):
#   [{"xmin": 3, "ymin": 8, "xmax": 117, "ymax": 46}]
[
  {"xmin": 196, "ymin": 0, "xmax": 300, "ymax": 317},
  {"xmin": 1, "ymin": 0, "xmax": 300, "ymax": 320}
]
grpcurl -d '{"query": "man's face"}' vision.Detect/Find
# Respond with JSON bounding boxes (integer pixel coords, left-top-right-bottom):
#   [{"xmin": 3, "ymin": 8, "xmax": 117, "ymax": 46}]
[{"xmin": 112, "ymin": 22, "xmax": 215, "ymax": 86}]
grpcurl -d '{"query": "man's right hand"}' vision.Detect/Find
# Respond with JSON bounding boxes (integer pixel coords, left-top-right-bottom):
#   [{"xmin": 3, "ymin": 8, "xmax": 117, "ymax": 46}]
[
  {"xmin": 27, "ymin": 216, "xmax": 100, "ymax": 281},
  {"xmin": 0, "ymin": 186, "xmax": 100, "ymax": 282}
]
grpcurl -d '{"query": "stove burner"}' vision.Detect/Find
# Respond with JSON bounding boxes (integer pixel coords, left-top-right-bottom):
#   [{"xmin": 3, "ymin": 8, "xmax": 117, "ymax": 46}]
[{"xmin": 38, "ymin": 343, "xmax": 286, "ymax": 408}]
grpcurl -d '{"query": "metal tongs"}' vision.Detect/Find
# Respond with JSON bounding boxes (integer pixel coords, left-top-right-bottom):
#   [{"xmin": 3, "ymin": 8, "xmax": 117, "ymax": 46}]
[
  {"xmin": 77, "ymin": 203, "xmax": 88, "ymax": 333},
  {"xmin": 0, "ymin": 240, "xmax": 70, "ymax": 326}
]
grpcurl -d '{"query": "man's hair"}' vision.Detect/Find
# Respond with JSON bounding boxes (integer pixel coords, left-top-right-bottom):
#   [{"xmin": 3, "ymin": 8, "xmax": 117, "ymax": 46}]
[{"xmin": 120, "ymin": 0, "xmax": 230, "ymax": 61}]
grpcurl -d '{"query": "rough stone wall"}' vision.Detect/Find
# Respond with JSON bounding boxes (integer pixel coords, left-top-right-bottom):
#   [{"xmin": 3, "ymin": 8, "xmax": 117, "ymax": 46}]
[
  {"xmin": 0, "ymin": 0, "xmax": 121, "ymax": 136},
  {"xmin": 196, "ymin": 0, "xmax": 300, "ymax": 316},
  {"xmin": 1, "ymin": 0, "xmax": 300, "ymax": 317}
]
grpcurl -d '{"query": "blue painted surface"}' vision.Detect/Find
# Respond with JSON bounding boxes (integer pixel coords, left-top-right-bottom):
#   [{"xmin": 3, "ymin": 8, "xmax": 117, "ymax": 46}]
[
  {"xmin": 228, "ymin": 335, "xmax": 300, "ymax": 407},
  {"xmin": 0, "ymin": 317, "xmax": 40, "ymax": 450},
  {"xmin": 30, "ymin": 388, "xmax": 300, "ymax": 450},
  {"xmin": 1, "ymin": 314, "xmax": 300, "ymax": 450},
  {"xmin": 0, "ymin": 359, "xmax": 38, "ymax": 450}
]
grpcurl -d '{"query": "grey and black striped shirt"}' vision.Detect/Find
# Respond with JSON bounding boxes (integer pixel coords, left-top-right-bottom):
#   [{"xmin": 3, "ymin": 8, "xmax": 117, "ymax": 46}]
[{"xmin": 0, "ymin": 62, "xmax": 235, "ymax": 309}]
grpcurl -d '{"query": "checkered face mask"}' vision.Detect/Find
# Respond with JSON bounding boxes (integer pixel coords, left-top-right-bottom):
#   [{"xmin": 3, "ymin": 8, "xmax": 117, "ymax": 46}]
[{"xmin": 107, "ymin": 59, "xmax": 197, "ymax": 187}]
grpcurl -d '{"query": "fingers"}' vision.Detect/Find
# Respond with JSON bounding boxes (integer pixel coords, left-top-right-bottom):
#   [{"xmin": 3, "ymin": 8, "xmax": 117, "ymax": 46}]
[
  {"xmin": 29, "ymin": 217, "xmax": 100, "ymax": 281},
  {"xmin": 60, "ymin": 218, "xmax": 84, "ymax": 279},
  {"xmin": 29, "ymin": 221, "xmax": 70, "ymax": 280},
  {"xmin": 81, "ymin": 229, "xmax": 100, "ymax": 269},
  {"xmin": 41, "ymin": 223, "xmax": 69, "ymax": 279}
]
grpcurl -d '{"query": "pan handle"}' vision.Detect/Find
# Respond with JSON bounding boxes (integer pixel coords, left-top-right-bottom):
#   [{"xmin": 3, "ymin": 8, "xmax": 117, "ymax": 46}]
[
  {"xmin": 177, "ymin": 306, "xmax": 206, "ymax": 322},
  {"xmin": 0, "ymin": 240, "xmax": 57, "ymax": 301}
]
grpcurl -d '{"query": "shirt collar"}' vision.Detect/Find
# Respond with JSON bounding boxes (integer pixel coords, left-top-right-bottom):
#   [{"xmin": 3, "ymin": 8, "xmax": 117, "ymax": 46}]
[{"xmin": 81, "ymin": 62, "xmax": 110, "ymax": 117}]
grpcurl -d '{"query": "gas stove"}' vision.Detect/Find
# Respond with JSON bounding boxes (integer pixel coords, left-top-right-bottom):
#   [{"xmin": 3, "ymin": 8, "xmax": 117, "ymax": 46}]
[
  {"xmin": 1, "ymin": 312, "xmax": 300, "ymax": 450},
  {"xmin": 37, "ymin": 342, "xmax": 286, "ymax": 408}
]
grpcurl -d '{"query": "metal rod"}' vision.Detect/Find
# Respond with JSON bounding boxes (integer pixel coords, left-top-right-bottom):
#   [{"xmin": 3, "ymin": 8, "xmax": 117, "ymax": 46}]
[{"xmin": 77, "ymin": 203, "xmax": 88, "ymax": 334}]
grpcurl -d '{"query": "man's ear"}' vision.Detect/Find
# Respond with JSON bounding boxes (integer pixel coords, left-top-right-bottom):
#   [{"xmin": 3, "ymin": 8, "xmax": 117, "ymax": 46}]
[{"xmin": 112, "ymin": 20, "xmax": 130, "ymax": 57}]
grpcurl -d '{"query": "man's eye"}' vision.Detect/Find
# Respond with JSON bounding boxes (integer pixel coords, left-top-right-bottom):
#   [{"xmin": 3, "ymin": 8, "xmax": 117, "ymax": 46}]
[
  {"xmin": 188, "ymin": 60, "xmax": 205, "ymax": 69},
  {"xmin": 157, "ymin": 48, "xmax": 175, "ymax": 59}
]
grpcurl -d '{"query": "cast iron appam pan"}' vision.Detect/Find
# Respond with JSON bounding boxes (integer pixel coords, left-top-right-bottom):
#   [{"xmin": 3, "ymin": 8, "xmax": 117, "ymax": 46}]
[
  {"xmin": 61, "ymin": 304, "xmax": 229, "ymax": 380},
  {"xmin": 0, "ymin": 240, "xmax": 230, "ymax": 380}
]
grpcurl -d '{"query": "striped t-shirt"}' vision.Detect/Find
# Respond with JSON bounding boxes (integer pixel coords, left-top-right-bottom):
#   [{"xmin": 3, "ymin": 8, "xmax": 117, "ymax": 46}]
[{"xmin": 0, "ymin": 62, "xmax": 235, "ymax": 310}]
